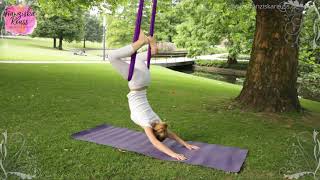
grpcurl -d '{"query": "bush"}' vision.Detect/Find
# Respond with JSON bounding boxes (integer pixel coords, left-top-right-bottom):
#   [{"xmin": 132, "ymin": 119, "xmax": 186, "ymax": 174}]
[
  {"xmin": 297, "ymin": 47, "xmax": 320, "ymax": 101},
  {"xmin": 298, "ymin": 68, "xmax": 320, "ymax": 101},
  {"xmin": 207, "ymin": 47, "xmax": 228, "ymax": 54},
  {"xmin": 298, "ymin": 61, "xmax": 316, "ymax": 75},
  {"xmin": 218, "ymin": 54, "xmax": 250, "ymax": 60}
]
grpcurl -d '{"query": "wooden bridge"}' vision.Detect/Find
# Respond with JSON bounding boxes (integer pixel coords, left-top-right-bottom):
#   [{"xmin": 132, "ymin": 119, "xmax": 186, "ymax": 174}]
[
  {"xmin": 151, "ymin": 50, "xmax": 194, "ymax": 67},
  {"xmin": 84, "ymin": 49, "xmax": 194, "ymax": 67}
]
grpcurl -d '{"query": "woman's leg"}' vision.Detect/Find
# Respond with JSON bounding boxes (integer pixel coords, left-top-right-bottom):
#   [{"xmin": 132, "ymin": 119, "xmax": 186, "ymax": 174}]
[
  {"xmin": 108, "ymin": 30, "xmax": 148, "ymax": 79},
  {"xmin": 108, "ymin": 44, "xmax": 135, "ymax": 60},
  {"xmin": 108, "ymin": 44, "xmax": 134, "ymax": 79},
  {"xmin": 136, "ymin": 51, "xmax": 148, "ymax": 62},
  {"xmin": 108, "ymin": 46, "xmax": 149, "ymax": 79},
  {"xmin": 135, "ymin": 51, "xmax": 148, "ymax": 70}
]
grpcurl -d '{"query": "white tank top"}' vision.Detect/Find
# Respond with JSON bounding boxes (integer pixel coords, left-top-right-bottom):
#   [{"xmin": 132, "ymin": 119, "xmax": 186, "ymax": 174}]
[
  {"xmin": 128, "ymin": 64, "xmax": 151, "ymax": 89},
  {"xmin": 127, "ymin": 90, "xmax": 161, "ymax": 127}
]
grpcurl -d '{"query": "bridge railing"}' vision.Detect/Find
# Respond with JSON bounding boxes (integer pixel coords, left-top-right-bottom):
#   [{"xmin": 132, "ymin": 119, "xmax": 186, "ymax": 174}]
[
  {"xmin": 101, "ymin": 49, "xmax": 189, "ymax": 64},
  {"xmin": 152, "ymin": 50, "xmax": 188, "ymax": 64}
]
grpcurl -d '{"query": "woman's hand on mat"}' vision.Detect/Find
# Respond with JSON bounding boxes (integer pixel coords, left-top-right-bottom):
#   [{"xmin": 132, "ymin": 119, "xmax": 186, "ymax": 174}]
[
  {"xmin": 171, "ymin": 153, "xmax": 187, "ymax": 161},
  {"xmin": 185, "ymin": 143, "xmax": 200, "ymax": 150}
]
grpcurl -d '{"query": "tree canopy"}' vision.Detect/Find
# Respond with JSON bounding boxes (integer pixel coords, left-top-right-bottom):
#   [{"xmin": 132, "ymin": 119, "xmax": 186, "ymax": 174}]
[{"xmin": 103, "ymin": 0, "xmax": 256, "ymax": 60}]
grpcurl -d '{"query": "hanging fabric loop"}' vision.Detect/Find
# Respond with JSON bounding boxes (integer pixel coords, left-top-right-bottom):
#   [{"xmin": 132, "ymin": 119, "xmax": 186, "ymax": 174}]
[
  {"xmin": 128, "ymin": 0, "xmax": 158, "ymax": 81},
  {"xmin": 128, "ymin": 0, "xmax": 145, "ymax": 81},
  {"xmin": 147, "ymin": 0, "xmax": 158, "ymax": 69}
]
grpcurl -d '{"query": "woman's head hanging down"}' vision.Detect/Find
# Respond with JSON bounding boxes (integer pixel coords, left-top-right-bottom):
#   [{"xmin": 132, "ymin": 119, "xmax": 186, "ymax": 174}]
[{"xmin": 107, "ymin": 30, "xmax": 200, "ymax": 161}]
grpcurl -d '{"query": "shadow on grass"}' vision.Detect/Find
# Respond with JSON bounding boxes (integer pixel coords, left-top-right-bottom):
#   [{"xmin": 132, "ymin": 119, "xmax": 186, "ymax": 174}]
[
  {"xmin": 224, "ymin": 98, "xmax": 320, "ymax": 130},
  {"xmin": 26, "ymin": 43, "xmax": 70, "ymax": 52}
]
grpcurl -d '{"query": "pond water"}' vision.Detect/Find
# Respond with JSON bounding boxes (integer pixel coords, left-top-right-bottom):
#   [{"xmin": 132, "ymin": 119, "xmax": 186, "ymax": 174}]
[
  {"xmin": 168, "ymin": 65, "xmax": 319, "ymax": 102},
  {"xmin": 167, "ymin": 65, "xmax": 245, "ymax": 85}
]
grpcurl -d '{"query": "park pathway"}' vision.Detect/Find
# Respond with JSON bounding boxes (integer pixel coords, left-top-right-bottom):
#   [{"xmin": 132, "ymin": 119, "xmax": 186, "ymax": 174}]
[
  {"xmin": 0, "ymin": 53, "xmax": 234, "ymax": 64},
  {"xmin": 0, "ymin": 60, "xmax": 106, "ymax": 64}
]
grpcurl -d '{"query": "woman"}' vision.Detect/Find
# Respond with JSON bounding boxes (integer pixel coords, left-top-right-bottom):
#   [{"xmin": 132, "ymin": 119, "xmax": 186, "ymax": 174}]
[{"xmin": 107, "ymin": 30, "xmax": 199, "ymax": 161}]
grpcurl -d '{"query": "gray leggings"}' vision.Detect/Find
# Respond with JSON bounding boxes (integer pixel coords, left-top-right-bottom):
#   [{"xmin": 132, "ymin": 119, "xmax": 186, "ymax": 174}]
[{"xmin": 108, "ymin": 44, "xmax": 150, "ymax": 89}]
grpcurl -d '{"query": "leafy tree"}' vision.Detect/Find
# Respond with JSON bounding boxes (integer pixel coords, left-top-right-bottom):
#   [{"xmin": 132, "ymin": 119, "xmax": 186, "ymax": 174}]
[
  {"xmin": 106, "ymin": 0, "xmax": 181, "ymax": 48},
  {"xmin": 32, "ymin": 0, "xmax": 125, "ymax": 49},
  {"xmin": 84, "ymin": 14, "xmax": 103, "ymax": 48},
  {"xmin": 236, "ymin": 0, "xmax": 309, "ymax": 112},
  {"xmin": 299, "ymin": 0, "xmax": 320, "ymax": 64},
  {"xmin": 0, "ymin": 1, "xmax": 7, "ymax": 35},
  {"xmin": 32, "ymin": 8, "xmax": 85, "ymax": 50},
  {"xmin": 31, "ymin": 10, "xmax": 59, "ymax": 48},
  {"xmin": 154, "ymin": 0, "xmax": 183, "ymax": 42},
  {"xmin": 170, "ymin": 0, "xmax": 312, "ymax": 112},
  {"xmin": 54, "ymin": 12, "xmax": 85, "ymax": 50},
  {"xmin": 106, "ymin": 0, "xmax": 153, "ymax": 47},
  {"xmin": 34, "ymin": 0, "xmax": 127, "ymax": 21},
  {"xmin": 173, "ymin": 0, "xmax": 255, "ymax": 63}
]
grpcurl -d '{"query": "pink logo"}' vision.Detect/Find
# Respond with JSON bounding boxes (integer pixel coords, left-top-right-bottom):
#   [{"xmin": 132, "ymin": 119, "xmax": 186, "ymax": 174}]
[{"xmin": 4, "ymin": 5, "xmax": 37, "ymax": 35}]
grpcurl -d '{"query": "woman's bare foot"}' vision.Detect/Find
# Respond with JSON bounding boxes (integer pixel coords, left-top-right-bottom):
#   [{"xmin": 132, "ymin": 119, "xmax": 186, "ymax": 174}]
[
  {"xmin": 147, "ymin": 36, "xmax": 158, "ymax": 55},
  {"xmin": 132, "ymin": 30, "xmax": 149, "ymax": 51},
  {"xmin": 137, "ymin": 30, "xmax": 149, "ymax": 45}
]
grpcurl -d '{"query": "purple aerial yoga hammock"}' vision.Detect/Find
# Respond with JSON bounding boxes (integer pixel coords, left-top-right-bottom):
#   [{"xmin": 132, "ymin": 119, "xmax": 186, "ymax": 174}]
[
  {"xmin": 128, "ymin": 0, "xmax": 158, "ymax": 81},
  {"xmin": 147, "ymin": 0, "xmax": 158, "ymax": 69}
]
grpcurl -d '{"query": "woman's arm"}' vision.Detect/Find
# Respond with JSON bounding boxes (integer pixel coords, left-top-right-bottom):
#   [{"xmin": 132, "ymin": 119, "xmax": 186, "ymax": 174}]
[
  {"xmin": 167, "ymin": 130, "xmax": 200, "ymax": 150},
  {"xmin": 144, "ymin": 127, "xmax": 187, "ymax": 161}
]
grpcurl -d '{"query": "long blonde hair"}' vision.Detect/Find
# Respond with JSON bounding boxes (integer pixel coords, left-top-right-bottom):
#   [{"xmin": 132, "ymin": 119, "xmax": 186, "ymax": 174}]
[{"xmin": 152, "ymin": 122, "xmax": 168, "ymax": 142}]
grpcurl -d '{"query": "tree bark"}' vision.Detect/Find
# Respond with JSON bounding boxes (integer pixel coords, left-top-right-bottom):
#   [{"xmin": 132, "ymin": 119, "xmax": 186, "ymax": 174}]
[
  {"xmin": 58, "ymin": 35, "xmax": 63, "ymax": 50},
  {"xmin": 236, "ymin": 0, "xmax": 302, "ymax": 112},
  {"xmin": 83, "ymin": 38, "xmax": 86, "ymax": 49},
  {"xmin": 53, "ymin": 37, "xmax": 57, "ymax": 48}
]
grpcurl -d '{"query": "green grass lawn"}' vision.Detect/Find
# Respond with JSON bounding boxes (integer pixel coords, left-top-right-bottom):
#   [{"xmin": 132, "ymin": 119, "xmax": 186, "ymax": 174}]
[
  {"xmin": 0, "ymin": 36, "xmax": 103, "ymax": 61},
  {"xmin": 0, "ymin": 63, "xmax": 319, "ymax": 179}
]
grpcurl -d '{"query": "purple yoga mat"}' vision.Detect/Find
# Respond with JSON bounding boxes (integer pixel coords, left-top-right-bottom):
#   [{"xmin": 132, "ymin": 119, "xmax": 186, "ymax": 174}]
[{"xmin": 71, "ymin": 124, "xmax": 248, "ymax": 172}]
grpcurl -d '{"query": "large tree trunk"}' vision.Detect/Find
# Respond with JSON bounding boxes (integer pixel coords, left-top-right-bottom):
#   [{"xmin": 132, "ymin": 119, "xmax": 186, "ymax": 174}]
[
  {"xmin": 58, "ymin": 35, "xmax": 63, "ymax": 50},
  {"xmin": 236, "ymin": 0, "xmax": 303, "ymax": 112},
  {"xmin": 53, "ymin": 37, "xmax": 57, "ymax": 48}
]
